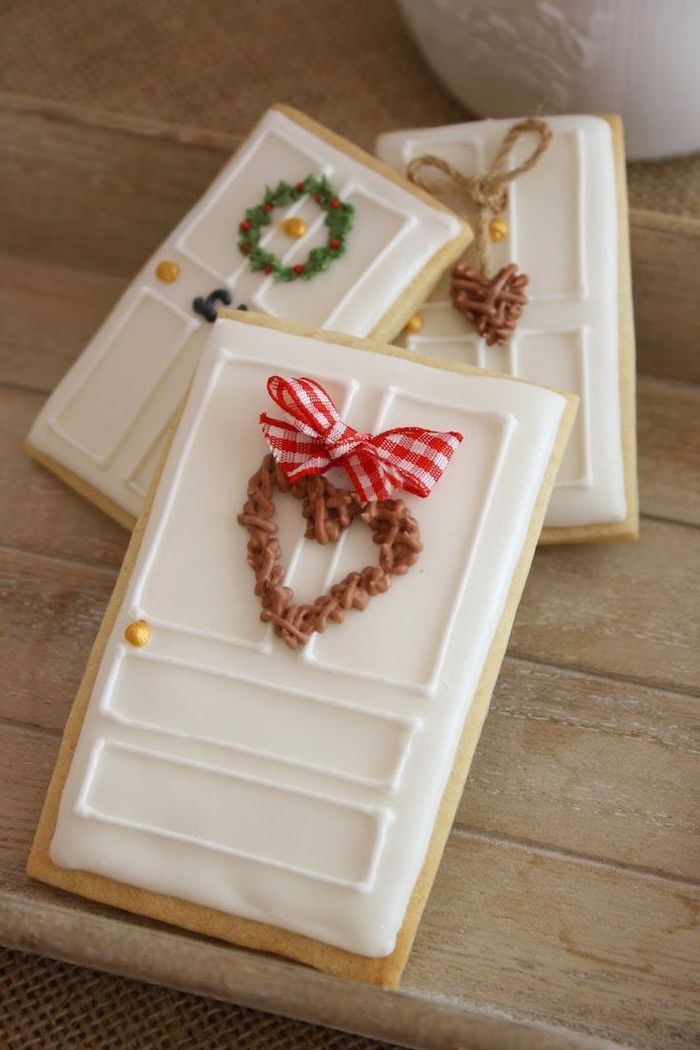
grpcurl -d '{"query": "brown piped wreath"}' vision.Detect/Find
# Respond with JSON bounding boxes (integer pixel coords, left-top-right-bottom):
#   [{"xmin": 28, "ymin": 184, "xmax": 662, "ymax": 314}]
[
  {"xmin": 450, "ymin": 262, "xmax": 529, "ymax": 346},
  {"xmin": 237, "ymin": 454, "xmax": 422, "ymax": 649}
]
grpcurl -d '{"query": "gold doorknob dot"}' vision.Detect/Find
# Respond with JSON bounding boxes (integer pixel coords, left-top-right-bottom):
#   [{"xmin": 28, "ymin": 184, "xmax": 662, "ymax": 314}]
[
  {"xmin": 124, "ymin": 619, "xmax": 151, "ymax": 647},
  {"xmin": 489, "ymin": 219, "xmax": 509, "ymax": 242},
  {"xmin": 404, "ymin": 313, "xmax": 424, "ymax": 335},
  {"xmin": 155, "ymin": 260, "xmax": 180, "ymax": 283},
  {"xmin": 282, "ymin": 217, "xmax": 308, "ymax": 239}
]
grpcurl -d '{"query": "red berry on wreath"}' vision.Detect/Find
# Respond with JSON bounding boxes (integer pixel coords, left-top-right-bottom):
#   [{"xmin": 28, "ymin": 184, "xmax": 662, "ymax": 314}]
[
  {"xmin": 264, "ymin": 264, "xmax": 273, "ymax": 275},
  {"xmin": 241, "ymin": 243, "xmax": 251, "ymax": 255},
  {"xmin": 313, "ymin": 193, "xmax": 321, "ymax": 203},
  {"xmin": 239, "ymin": 220, "xmax": 251, "ymax": 232},
  {"xmin": 293, "ymin": 263, "xmax": 305, "ymax": 275},
  {"xmin": 329, "ymin": 198, "xmax": 341, "ymax": 209},
  {"xmin": 263, "ymin": 202, "xmax": 274, "ymax": 212},
  {"xmin": 295, "ymin": 181, "xmax": 305, "ymax": 192},
  {"xmin": 329, "ymin": 238, "xmax": 341, "ymax": 250}
]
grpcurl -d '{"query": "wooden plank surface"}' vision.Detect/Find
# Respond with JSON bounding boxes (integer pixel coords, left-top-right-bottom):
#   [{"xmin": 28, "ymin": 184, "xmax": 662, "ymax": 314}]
[{"xmin": 1, "ymin": 95, "xmax": 699, "ymax": 1050}]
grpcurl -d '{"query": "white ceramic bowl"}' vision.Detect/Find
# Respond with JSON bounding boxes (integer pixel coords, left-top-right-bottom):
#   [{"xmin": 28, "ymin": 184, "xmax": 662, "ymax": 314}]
[{"xmin": 399, "ymin": 0, "xmax": 700, "ymax": 160}]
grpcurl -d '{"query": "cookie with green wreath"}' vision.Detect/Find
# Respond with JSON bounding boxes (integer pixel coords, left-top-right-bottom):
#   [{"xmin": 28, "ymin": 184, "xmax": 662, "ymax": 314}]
[{"xmin": 237, "ymin": 175, "xmax": 354, "ymax": 282}]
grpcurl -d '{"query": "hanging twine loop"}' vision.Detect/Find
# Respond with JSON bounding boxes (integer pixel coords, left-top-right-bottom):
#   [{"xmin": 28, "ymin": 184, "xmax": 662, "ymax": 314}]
[{"xmin": 407, "ymin": 118, "xmax": 553, "ymax": 275}]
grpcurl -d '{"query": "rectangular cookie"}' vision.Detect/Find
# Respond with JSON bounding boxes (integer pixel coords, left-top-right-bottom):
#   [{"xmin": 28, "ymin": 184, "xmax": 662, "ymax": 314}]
[
  {"xmin": 377, "ymin": 115, "xmax": 638, "ymax": 543},
  {"xmin": 26, "ymin": 103, "xmax": 471, "ymax": 529},
  {"xmin": 28, "ymin": 312, "xmax": 576, "ymax": 988}
]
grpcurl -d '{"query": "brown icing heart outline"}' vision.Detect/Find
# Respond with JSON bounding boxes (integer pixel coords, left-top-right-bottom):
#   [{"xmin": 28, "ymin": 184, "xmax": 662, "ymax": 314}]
[
  {"xmin": 450, "ymin": 262, "xmax": 529, "ymax": 346},
  {"xmin": 237, "ymin": 453, "xmax": 422, "ymax": 649}
]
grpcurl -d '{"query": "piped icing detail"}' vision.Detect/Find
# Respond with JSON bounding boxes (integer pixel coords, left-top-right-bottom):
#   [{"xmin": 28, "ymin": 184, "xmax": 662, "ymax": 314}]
[{"xmin": 238, "ymin": 453, "xmax": 422, "ymax": 649}]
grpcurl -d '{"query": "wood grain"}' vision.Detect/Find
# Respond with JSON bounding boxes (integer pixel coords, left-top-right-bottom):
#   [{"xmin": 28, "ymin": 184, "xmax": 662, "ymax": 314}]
[
  {"xmin": 637, "ymin": 377, "xmax": 700, "ymax": 526},
  {"xmin": 464, "ymin": 658, "xmax": 700, "ymax": 880},
  {"xmin": 0, "ymin": 96, "xmax": 235, "ymax": 280},
  {"xmin": 0, "ymin": 253, "xmax": 124, "ymax": 391},
  {"xmin": 513, "ymin": 519, "xmax": 700, "ymax": 694},
  {"xmin": 632, "ymin": 211, "xmax": 700, "ymax": 385},
  {"xmin": 407, "ymin": 830, "xmax": 700, "ymax": 1048},
  {"xmin": 0, "ymin": 95, "xmax": 699, "ymax": 1049},
  {"xmin": 0, "ymin": 385, "xmax": 128, "ymax": 565}
]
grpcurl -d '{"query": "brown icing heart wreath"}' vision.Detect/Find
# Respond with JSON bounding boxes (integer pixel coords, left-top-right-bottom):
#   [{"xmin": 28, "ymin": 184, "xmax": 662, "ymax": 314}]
[
  {"xmin": 450, "ymin": 262, "xmax": 529, "ymax": 346},
  {"xmin": 238, "ymin": 453, "xmax": 422, "ymax": 649},
  {"xmin": 407, "ymin": 119, "xmax": 552, "ymax": 345}
]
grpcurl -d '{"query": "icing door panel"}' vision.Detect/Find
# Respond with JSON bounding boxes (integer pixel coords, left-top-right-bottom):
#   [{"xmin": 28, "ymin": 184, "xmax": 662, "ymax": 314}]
[
  {"xmin": 50, "ymin": 318, "xmax": 568, "ymax": 957},
  {"xmin": 80, "ymin": 742, "xmax": 384, "ymax": 889},
  {"xmin": 106, "ymin": 652, "xmax": 416, "ymax": 789},
  {"xmin": 52, "ymin": 293, "xmax": 196, "ymax": 466},
  {"xmin": 28, "ymin": 106, "xmax": 464, "ymax": 521},
  {"xmin": 377, "ymin": 115, "xmax": 626, "ymax": 529}
]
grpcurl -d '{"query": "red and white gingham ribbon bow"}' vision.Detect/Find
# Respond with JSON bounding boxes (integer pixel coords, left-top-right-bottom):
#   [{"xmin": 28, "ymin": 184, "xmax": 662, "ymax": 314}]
[{"xmin": 259, "ymin": 375, "xmax": 463, "ymax": 502}]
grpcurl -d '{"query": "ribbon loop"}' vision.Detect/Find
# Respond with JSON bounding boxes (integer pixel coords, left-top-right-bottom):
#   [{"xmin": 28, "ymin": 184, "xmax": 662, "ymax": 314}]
[
  {"xmin": 260, "ymin": 375, "xmax": 463, "ymax": 503},
  {"xmin": 266, "ymin": 375, "xmax": 339, "ymax": 437}
]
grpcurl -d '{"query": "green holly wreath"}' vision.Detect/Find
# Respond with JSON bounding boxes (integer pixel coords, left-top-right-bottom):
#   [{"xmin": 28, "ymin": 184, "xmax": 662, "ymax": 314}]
[{"xmin": 237, "ymin": 175, "xmax": 354, "ymax": 282}]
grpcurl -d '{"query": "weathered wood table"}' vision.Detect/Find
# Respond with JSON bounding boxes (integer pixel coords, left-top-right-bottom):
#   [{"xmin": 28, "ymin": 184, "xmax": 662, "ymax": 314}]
[{"xmin": 1, "ymin": 95, "xmax": 698, "ymax": 1050}]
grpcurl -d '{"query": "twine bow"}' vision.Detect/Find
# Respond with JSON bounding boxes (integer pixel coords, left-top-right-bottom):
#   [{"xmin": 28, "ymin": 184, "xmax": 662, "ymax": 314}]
[
  {"xmin": 407, "ymin": 118, "xmax": 552, "ymax": 276},
  {"xmin": 260, "ymin": 375, "xmax": 463, "ymax": 503}
]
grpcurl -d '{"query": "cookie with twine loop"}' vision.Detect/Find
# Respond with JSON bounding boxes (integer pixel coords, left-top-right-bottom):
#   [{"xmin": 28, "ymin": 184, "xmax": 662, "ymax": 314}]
[
  {"xmin": 407, "ymin": 118, "xmax": 552, "ymax": 346},
  {"xmin": 238, "ymin": 453, "xmax": 422, "ymax": 649}
]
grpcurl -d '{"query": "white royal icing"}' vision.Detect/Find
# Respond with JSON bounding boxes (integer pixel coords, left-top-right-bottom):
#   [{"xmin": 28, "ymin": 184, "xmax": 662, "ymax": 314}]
[
  {"xmin": 28, "ymin": 106, "xmax": 465, "ymax": 521},
  {"xmin": 49, "ymin": 317, "xmax": 568, "ymax": 957},
  {"xmin": 377, "ymin": 115, "xmax": 627, "ymax": 529}
]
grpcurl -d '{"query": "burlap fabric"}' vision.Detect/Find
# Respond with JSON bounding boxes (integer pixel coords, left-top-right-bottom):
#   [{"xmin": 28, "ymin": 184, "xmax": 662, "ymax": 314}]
[
  {"xmin": 0, "ymin": 947, "xmax": 396, "ymax": 1049},
  {"xmin": 0, "ymin": 1, "xmax": 697, "ymax": 1046}
]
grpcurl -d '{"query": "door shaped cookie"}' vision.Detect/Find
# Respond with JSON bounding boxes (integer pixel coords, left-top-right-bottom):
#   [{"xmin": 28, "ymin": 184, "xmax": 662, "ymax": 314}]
[
  {"xmin": 377, "ymin": 115, "xmax": 638, "ymax": 543},
  {"xmin": 27, "ymin": 105, "xmax": 470, "ymax": 528},
  {"xmin": 28, "ymin": 314, "xmax": 576, "ymax": 988}
]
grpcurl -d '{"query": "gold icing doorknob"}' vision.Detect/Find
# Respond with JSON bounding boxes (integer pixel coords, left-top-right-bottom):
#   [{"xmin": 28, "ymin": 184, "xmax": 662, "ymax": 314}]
[
  {"xmin": 155, "ymin": 260, "xmax": 180, "ymax": 283},
  {"xmin": 282, "ymin": 217, "xmax": 308, "ymax": 239},
  {"xmin": 124, "ymin": 619, "xmax": 151, "ymax": 647},
  {"xmin": 489, "ymin": 219, "xmax": 509, "ymax": 242},
  {"xmin": 404, "ymin": 313, "xmax": 424, "ymax": 334}
]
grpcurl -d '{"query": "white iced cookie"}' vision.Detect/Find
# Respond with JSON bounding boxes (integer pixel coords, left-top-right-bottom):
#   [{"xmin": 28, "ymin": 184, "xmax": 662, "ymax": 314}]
[
  {"xmin": 28, "ymin": 313, "xmax": 576, "ymax": 988},
  {"xmin": 377, "ymin": 115, "xmax": 638, "ymax": 543},
  {"xmin": 26, "ymin": 104, "xmax": 471, "ymax": 528}
]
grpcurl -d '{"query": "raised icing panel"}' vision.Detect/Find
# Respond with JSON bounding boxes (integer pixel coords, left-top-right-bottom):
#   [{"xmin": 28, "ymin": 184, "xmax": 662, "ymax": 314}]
[
  {"xmin": 79, "ymin": 742, "xmax": 385, "ymax": 889},
  {"xmin": 28, "ymin": 106, "xmax": 465, "ymax": 523},
  {"xmin": 511, "ymin": 130, "xmax": 585, "ymax": 300},
  {"xmin": 376, "ymin": 115, "xmax": 626, "ymax": 530},
  {"xmin": 513, "ymin": 328, "xmax": 588, "ymax": 486},
  {"xmin": 49, "ymin": 318, "xmax": 568, "ymax": 957},
  {"xmin": 52, "ymin": 292, "xmax": 195, "ymax": 466},
  {"xmin": 105, "ymin": 652, "xmax": 417, "ymax": 789},
  {"xmin": 126, "ymin": 429, "xmax": 167, "ymax": 500}
]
